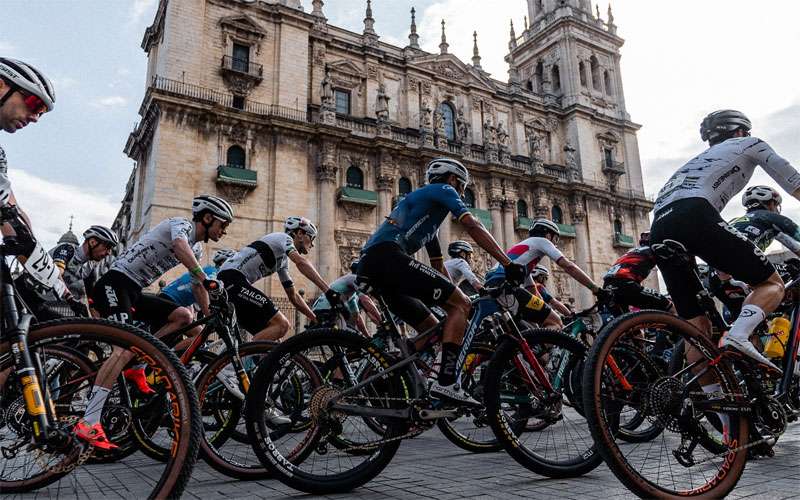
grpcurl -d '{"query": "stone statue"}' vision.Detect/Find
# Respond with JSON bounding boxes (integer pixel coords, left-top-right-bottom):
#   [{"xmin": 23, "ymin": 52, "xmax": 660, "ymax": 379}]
[
  {"xmin": 375, "ymin": 83, "xmax": 390, "ymax": 122},
  {"xmin": 564, "ymin": 142, "xmax": 577, "ymax": 169},
  {"xmin": 320, "ymin": 67, "xmax": 334, "ymax": 111},
  {"xmin": 456, "ymin": 108, "xmax": 470, "ymax": 143},
  {"xmin": 496, "ymin": 121, "xmax": 510, "ymax": 149},
  {"xmin": 526, "ymin": 127, "xmax": 543, "ymax": 160},
  {"xmin": 483, "ymin": 117, "xmax": 496, "ymax": 147},
  {"xmin": 433, "ymin": 109, "xmax": 445, "ymax": 136},
  {"xmin": 420, "ymin": 102, "xmax": 433, "ymax": 129}
]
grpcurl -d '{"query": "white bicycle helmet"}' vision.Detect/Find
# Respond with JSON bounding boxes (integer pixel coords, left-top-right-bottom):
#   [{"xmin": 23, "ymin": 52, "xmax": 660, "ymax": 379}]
[
  {"xmin": 528, "ymin": 218, "xmax": 560, "ymax": 237},
  {"xmin": 285, "ymin": 216, "xmax": 318, "ymax": 238},
  {"xmin": 742, "ymin": 185, "xmax": 781, "ymax": 210},
  {"xmin": 448, "ymin": 240, "xmax": 474, "ymax": 258},
  {"xmin": 212, "ymin": 248, "xmax": 236, "ymax": 267},
  {"xmin": 83, "ymin": 225, "xmax": 119, "ymax": 247},
  {"xmin": 0, "ymin": 58, "xmax": 56, "ymax": 112},
  {"xmin": 530, "ymin": 265, "xmax": 550, "ymax": 279},
  {"xmin": 425, "ymin": 158, "xmax": 470, "ymax": 185},
  {"xmin": 192, "ymin": 194, "xmax": 234, "ymax": 222}
]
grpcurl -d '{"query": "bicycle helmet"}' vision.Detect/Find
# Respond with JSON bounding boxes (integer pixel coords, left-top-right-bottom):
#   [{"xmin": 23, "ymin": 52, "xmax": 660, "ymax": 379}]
[
  {"xmin": 350, "ymin": 259, "xmax": 360, "ymax": 274},
  {"xmin": 639, "ymin": 231, "xmax": 650, "ymax": 247},
  {"xmin": 0, "ymin": 57, "xmax": 56, "ymax": 112},
  {"xmin": 192, "ymin": 194, "xmax": 234, "ymax": 222},
  {"xmin": 425, "ymin": 158, "xmax": 470, "ymax": 185},
  {"xmin": 448, "ymin": 240, "xmax": 474, "ymax": 258},
  {"xmin": 83, "ymin": 225, "xmax": 119, "ymax": 247},
  {"xmin": 530, "ymin": 265, "xmax": 550, "ymax": 279},
  {"xmin": 700, "ymin": 109, "xmax": 751, "ymax": 144},
  {"xmin": 212, "ymin": 248, "xmax": 236, "ymax": 267},
  {"xmin": 285, "ymin": 216, "xmax": 318, "ymax": 238},
  {"xmin": 528, "ymin": 218, "xmax": 560, "ymax": 238},
  {"xmin": 742, "ymin": 185, "xmax": 782, "ymax": 210}
]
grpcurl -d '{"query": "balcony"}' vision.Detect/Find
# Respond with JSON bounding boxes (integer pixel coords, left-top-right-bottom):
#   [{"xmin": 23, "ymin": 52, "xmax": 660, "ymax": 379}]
[
  {"xmin": 515, "ymin": 216, "xmax": 532, "ymax": 231},
  {"xmin": 468, "ymin": 208, "xmax": 493, "ymax": 231},
  {"xmin": 220, "ymin": 55, "xmax": 263, "ymax": 79},
  {"xmin": 613, "ymin": 232, "xmax": 635, "ymax": 248},
  {"xmin": 217, "ymin": 165, "xmax": 257, "ymax": 188},
  {"xmin": 337, "ymin": 187, "xmax": 377, "ymax": 206},
  {"xmin": 557, "ymin": 223, "xmax": 577, "ymax": 238},
  {"xmin": 601, "ymin": 160, "xmax": 625, "ymax": 175}
]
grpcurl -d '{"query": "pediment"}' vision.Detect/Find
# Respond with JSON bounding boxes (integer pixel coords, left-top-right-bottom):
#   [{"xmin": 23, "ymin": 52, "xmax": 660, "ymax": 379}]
[
  {"xmin": 219, "ymin": 15, "xmax": 266, "ymax": 36},
  {"xmin": 409, "ymin": 54, "xmax": 495, "ymax": 92},
  {"xmin": 327, "ymin": 60, "xmax": 363, "ymax": 78}
]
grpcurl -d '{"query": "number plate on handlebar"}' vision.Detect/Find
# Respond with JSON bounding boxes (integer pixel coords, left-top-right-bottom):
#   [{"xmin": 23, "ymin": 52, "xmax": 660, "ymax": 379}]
[{"xmin": 20, "ymin": 242, "xmax": 66, "ymax": 296}]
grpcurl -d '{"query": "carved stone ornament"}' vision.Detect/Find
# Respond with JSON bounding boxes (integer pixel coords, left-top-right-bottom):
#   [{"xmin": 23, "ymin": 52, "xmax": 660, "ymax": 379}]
[
  {"xmin": 313, "ymin": 44, "xmax": 326, "ymax": 66},
  {"xmin": 340, "ymin": 202, "xmax": 374, "ymax": 222},
  {"xmin": 216, "ymin": 183, "xmax": 252, "ymax": 205},
  {"xmin": 570, "ymin": 196, "xmax": 587, "ymax": 223},
  {"xmin": 221, "ymin": 72, "xmax": 259, "ymax": 97},
  {"xmin": 335, "ymin": 230, "xmax": 370, "ymax": 275},
  {"xmin": 421, "ymin": 80, "xmax": 432, "ymax": 96},
  {"xmin": 367, "ymin": 65, "xmax": 379, "ymax": 80},
  {"xmin": 375, "ymin": 83, "xmax": 390, "ymax": 122},
  {"xmin": 407, "ymin": 76, "xmax": 420, "ymax": 91}
]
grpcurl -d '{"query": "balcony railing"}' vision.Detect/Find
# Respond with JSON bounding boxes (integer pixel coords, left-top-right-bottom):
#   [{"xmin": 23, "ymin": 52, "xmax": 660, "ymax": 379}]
[
  {"xmin": 602, "ymin": 160, "xmax": 625, "ymax": 173},
  {"xmin": 221, "ymin": 55, "xmax": 263, "ymax": 78},
  {"xmin": 217, "ymin": 165, "xmax": 257, "ymax": 188},
  {"xmin": 542, "ymin": 164, "xmax": 570, "ymax": 182},
  {"xmin": 613, "ymin": 232, "xmax": 635, "ymax": 248}
]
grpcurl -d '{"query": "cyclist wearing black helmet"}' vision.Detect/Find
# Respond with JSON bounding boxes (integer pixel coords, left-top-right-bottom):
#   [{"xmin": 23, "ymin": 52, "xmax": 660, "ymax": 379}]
[
  {"xmin": 651, "ymin": 110, "xmax": 800, "ymax": 372},
  {"xmin": 444, "ymin": 240, "xmax": 483, "ymax": 292},
  {"xmin": 603, "ymin": 231, "xmax": 673, "ymax": 313}
]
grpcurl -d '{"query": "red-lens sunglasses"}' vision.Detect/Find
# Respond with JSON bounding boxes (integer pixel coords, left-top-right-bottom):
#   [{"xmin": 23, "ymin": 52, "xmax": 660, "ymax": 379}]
[{"xmin": 21, "ymin": 91, "xmax": 47, "ymax": 116}]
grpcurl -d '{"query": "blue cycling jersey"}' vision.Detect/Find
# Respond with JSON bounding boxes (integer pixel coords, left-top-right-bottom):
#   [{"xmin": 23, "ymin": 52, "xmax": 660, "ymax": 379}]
[
  {"xmin": 160, "ymin": 265, "xmax": 217, "ymax": 307},
  {"xmin": 363, "ymin": 183, "xmax": 469, "ymax": 254}
]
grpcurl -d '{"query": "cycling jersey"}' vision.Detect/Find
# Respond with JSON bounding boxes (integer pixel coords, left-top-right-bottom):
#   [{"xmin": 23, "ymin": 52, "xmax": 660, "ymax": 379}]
[
  {"xmin": 603, "ymin": 246, "xmax": 657, "ymax": 283},
  {"xmin": 728, "ymin": 209, "xmax": 800, "ymax": 254},
  {"xmin": 0, "ymin": 145, "xmax": 11, "ymax": 206},
  {"xmin": 444, "ymin": 258, "xmax": 480, "ymax": 287},
  {"xmin": 654, "ymin": 137, "xmax": 800, "ymax": 213},
  {"xmin": 159, "ymin": 264, "xmax": 217, "ymax": 307},
  {"xmin": 485, "ymin": 237, "xmax": 564, "ymax": 285},
  {"xmin": 363, "ymin": 183, "xmax": 469, "ymax": 255},
  {"xmin": 110, "ymin": 217, "xmax": 200, "ymax": 288},
  {"xmin": 219, "ymin": 232, "xmax": 296, "ymax": 286},
  {"xmin": 312, "ymin": 273, "xmax": 360, "ymax": 315},
  {"xmin": 50, "ymin": 242, "xmax": 94, "ymax": 299}
]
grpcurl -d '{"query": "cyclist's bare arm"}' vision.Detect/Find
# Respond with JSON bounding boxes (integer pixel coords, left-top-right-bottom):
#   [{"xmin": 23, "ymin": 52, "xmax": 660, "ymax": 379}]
[
  {"xmin": 425, "ymin": 236, "xmax": 449, "ymax": 278},
  {"xmin": 359, "ymin": 294, "xmax": 382, "ymax": 324},
  {"xmin": 355, "ymin": 313, "xmax": 369, "ymax": 336},
  {"xmin": 284, "ymin": 284, "xmax": 316, "ymax": 322},
  {"xmin": 288, "ymin": 251, "xmax": 330, "ymax": 293},
  {"xmin": 173, "ymin": 237, "xmax": 210, "ymax": 314},
  {"xmin": 556, "ymin": 256, "xmax": 600, "ymax": 291},
  {"xmin": 460, "ymin": 213, "xmax": 511, "ymax": 266},
  {"xmin": 550, "ymin": 297, "xmax": 572, "ymax": 316}
]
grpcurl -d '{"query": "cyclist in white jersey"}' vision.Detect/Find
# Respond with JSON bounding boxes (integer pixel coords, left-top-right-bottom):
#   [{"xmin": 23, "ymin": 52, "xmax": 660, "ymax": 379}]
[
  {"xmin": 217, "ymin": 216, "xmax": 340, "ymax": 342},
  {"xmin": 444, "ymin": 240, "xmax": 483, "ymax": 292},
  {"xmin": 651, "ymin": 110, "xmax": 800, "ymax": 373},
  {"xmin": 79, "ymin": 195, "xmax": 233, "ymax": 448}
]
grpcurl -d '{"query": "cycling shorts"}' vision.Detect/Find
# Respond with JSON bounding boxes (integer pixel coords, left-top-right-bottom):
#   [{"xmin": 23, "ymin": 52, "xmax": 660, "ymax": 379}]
[
  {"xmin": 603, "ymin": 277, "xmax": 672, "ymax": 312},
  {"xmin": 650, "ymin": 197, "xmax": 775, "ymax": 318},
  {"xmin": 91, "ymin": 270, "xmax": 180, "ymax": 331},
  {"xmin": 357, "ymin": 242, "xmax": 456, "ymax": 327},
  {"xmin": 217, "ymin": 269, "xmax": 280, "ymax": 334}
]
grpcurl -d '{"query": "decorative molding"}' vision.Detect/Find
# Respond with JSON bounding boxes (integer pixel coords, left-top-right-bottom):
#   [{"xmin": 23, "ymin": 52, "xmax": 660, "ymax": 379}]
[{"xmin": 335, "ymin": 229, "xmax": 370, "ymax": 274}]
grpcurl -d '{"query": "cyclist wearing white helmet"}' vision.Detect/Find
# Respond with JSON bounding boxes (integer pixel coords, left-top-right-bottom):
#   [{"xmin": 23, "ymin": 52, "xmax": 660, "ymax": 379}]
[
  {"xmin": 485, "ymin": 218, "xmax": 605, "ymax": 329},
  {"xmin": 218, "ymin": 216, "xmax": 337, "ymax": 343},
  {"xmin": 359, "ymin": 157, "xmax": 523, "ymax": 405},
  {"xmin": 652, "ymin": 110, "xmax": 800, "ymax": 371},
  {"xmin": 444, "ymin": 240, "xmax": 483, "ymax": 291},
  {"xmin": 80, "ymin": 194, "xmax": 232, "ymax": 448}
]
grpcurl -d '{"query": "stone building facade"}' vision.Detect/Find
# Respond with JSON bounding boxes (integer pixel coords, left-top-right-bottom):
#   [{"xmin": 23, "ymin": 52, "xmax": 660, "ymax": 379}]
[{"xmin": 116, "ymin": 0, "xmax": 654, "ymax": 308}]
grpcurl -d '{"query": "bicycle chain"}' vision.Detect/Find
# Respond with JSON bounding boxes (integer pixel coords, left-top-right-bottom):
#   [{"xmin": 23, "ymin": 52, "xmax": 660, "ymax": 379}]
[
  {"xmin": 34, "ymin": 416, "xmax": 94, "ymax": 475},
  {"xmin": 688, "ymin": 431, "xmax": 784, "ymax": 467}
]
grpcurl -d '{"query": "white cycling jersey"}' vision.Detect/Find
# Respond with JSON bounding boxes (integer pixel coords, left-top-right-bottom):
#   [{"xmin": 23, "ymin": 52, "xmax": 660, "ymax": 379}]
[
  {"xmin": 486, "ymin": 236, "xmax": 564, "ymax": 287},
  {"xmin": 444, "ymin": 258, "xmax": 481, "ymax": 287},
  {"xmin": 0, "ymin": 145, "xmax": 12, "ymax": 206},
  {"xmin": 220, "ymin": 232, "xmax": 296, "ymax": 286},
  {"xmin": 654, "ymin": 137, "xmax": 800, "ymax": 213},
  {"xmin": 111, "ymin": 217, "xmax": 201, "ymax": 288}
]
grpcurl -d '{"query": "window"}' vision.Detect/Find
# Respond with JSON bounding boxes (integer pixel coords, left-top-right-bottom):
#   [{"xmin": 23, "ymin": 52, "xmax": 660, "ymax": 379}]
[
  {"xmin": 438, "ymin": 102, "xmax": 456, "ymax": 141},
  {"xmin": 604, "ymin": 70, "xmax": 613, "ymax": 96},
  {"xmin": 398, "ymin": 177, "xmax": 412, "ymax": 196},
  {"xmin": 614, "ymin": 218, "xmax": 623, "ymax": 234},
  {"xmin": 551, "ymin": 64, "xmax": 561, "ymax": 93},
  {"xmin": 226, "ymin": 145, "xmax": 246, "ymax": 168},
  {"xmin": 334, "ymin": 89, "xmax": 350, "ymax": 115},
  {"xmin": 346, "ymin": 166, "xmax": 364, "ymax": 189},
  {"xmin": 604, "ymin": 148, "xmax": 615, "ymax": 169},
  {"xmin": 535, "ymin": 61, "xmax": 544, "ymax": 93},
  {"xmin": 463, "ymin": 188, "xmax": 476, "ymax": 208},
  {"xmin": 517, "ymin": 199, "xmax": 528, "ymax": 219},
  {"xmin": 590, "ymin": 56, "xmax": 600, "ymax": 91},
  {"xmin": 526, "ymin": 80, "xmax": 534, "ymax": 92},
  {"xmin": 232, "ymin": 43, "xmax": 250, "ymax": 73},
  {"xmin": 579, "ymin": 61, "xmax": 587, "ymax": 87},
  {"xmin": 551, "ymin": 205, "xmax": 563, "ymax": 224},
  {"xmin": 232, "ymin": 95, "xmax": 245, "ymax": 110}
]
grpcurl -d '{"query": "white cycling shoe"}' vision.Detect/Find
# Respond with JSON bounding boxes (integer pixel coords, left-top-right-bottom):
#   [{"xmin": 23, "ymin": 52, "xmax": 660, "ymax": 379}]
[
  {"xmin": 720, "ymin": 336, "xmax": 781, "ymax": 373},
  {"xmin": 429, "ymin": 381, "xmax": 480, "ymax": 407},
  {"xmin": 216, "ymin": 365, "xmax": 245, "ymax": 400},
  {"xmin": 264, "ymin": 398, "xmax": 292, "ymax": 427}
]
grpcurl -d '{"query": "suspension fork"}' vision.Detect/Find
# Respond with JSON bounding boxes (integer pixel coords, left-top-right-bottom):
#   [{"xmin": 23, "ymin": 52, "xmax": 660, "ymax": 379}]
[{"xmin": 8, "ymin": 314, "xmax": 52, "ymax": 443}]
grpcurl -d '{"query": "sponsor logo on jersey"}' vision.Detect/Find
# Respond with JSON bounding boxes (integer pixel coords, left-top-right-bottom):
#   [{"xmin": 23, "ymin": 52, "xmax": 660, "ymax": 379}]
[{"xmin": 711, "ymin": 165, "xmax": 741, "ymax": 190}]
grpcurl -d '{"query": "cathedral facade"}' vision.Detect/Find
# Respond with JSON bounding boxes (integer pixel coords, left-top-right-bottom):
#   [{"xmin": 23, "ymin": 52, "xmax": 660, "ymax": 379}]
[{"xmin": 116, "ymin": 0, "xmax": 654, "ymax": 307}]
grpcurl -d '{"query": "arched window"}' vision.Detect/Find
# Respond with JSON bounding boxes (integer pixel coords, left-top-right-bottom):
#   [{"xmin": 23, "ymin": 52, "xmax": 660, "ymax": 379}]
[
  {"xmin": 590, "ymin": 56, "xmax": 600, "ymax": 91},
  {"xmin": 614, "ymin": 218, "xmax": 623, "ymax": 234},
  {"xmin": 346, "ymin": 166, "xmax": 364, "ymax": 189},
  {"xmin": 398, "ymin": 177, "xmax": 412, "ymax": 196},
  {"xmin": 517, "ymin": 199, "xmax": 528, "ymax": 219},
  {"xmin": 226, "ymin": 145, "xmax": 246, "ymax": 168},
  {"xmin": 551, "ymin": 205, "xmax": 563, "ymax": 224},
  {"xmin": 604, "ymin": 70, "xmax": 613, "ymax": 96},
  {"xmin": 438, "ymin": 102, "xmax": 456, "ymax": 141},
  {"xmin": 578, "ymin": 61, "xmax": 587, "ymax": 87},
  {"xmin": 463, "ymin": 188, "xmax": 476, "ymax": 208},
  {"xmin": 526, "ymin": 80, "xmax": 534, "ymax": 92},
  {"xmin": 535, "ymin": 61, "xmax": 544, "ymax": 93},
  {"xmin": 551, "ymin": 64, "xmax": 561, "ymax": 93}
]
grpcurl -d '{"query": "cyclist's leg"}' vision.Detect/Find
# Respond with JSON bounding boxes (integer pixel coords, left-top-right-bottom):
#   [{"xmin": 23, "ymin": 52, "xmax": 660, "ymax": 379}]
[{"xmin": 224, "ymin": 280, "xmax": 287, "ymax": 341}]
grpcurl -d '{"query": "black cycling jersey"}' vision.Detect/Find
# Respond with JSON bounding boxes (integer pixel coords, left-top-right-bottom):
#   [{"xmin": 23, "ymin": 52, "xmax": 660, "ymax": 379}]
[{"xmin": 728, "ymin": 208, "xmax": 800, "ymax": 253}]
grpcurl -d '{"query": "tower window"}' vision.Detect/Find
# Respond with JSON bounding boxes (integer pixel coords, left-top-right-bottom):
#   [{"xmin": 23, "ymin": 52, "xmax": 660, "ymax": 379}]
[
  {"xmin": 398, "ymin": 177, "xmax": 412, "ymax": 196},
  {"xmin": 232, "ymin": 43, "xmax": 250, "ymax": 73},
  {"xmin": 226, "ymin": 145, "xmax": 246, "ymax": 168},
  {"xmin": 438, "ymin": 102, "xmax": 456, "ymax": 141},
  {"xmin": 551, "ymin": 64, "xmax": 561, "ymax": 93},
  {"xmin": 614, "ymin": 218, "xmax": 623, "ymax": 235},
  {"xmin": 517, "ymin": 199, "xmax": 528, "ymax": 219},
  {"xmin": 604, "ymin": 70, "xmax": 613, "ymax": 96},
  {"xmin": 604, "ymin": 148, "xmax": 615, "ymax": 169},
  {"xmin": 590, "ymin": 56, "xmax": 601, "ymax": 91},
  {"xmin": 346, "ymin": 166, "xmax": 364, "ymax": 189},
  {"xmin": 551, "ymin": 205, "xmax": 563, "ymax": 224},
  {"xmin": 535, "ymin": 61, "xmax": 544, "ymax": 93},
  {"xmin": 334, "ymin": 89, "xmax": 350, "ymax": 115},
  {"xmin": 579, "ymin": 61, "xmax": 587, "ymax": 87},
  {"xmin": 463, "ymin": 188, "xmax": 476, "ymax": 208}
]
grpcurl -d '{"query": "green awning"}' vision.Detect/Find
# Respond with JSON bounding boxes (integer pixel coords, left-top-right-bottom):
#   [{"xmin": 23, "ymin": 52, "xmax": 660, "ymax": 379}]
[
  {"xmin": 337, "ymin": 187, "xmax": 378, "ymax": 206},
  {"xmin": 515, "ymin": 216, "xmax": 532, "ymax": 231},
  {"xmin": 613, "ymin": 232, "xmax": 635, "ymax": 248},
  {"xmin": 469, "ymin": 208, "xmax": 493, "ymax": 230},
  {"xmin": 217, "ymin": 165, "xmax": 257, "ymax": 187},
  {"xmin": 557, "ymin": 223, "xmax": 576, "ymax": 238}
]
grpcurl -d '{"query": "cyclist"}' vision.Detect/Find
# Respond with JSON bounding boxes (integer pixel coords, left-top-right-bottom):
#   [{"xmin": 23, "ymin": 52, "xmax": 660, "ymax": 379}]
[
  {"xmin": 485, "ymin": 218, "xmax": 605, "ymax": 330},
  {"xmin": 159, "ymin": 247, "xmax": 235, "ymax": 307},
  {"xmin": 79, "ymin": 194, "xmax": 233, "ymax": 448},
  {"xmin": 529, "ymin": 265, "xmax": 572, "ymax": 317},
  {"xmin": 357, "ymin": 157, "xmax": 525, "ymax": 405},
  {"xmin": 217, "ymin": 216, "xmax": 340, "ymax": 342},
  {"xmin": 602, "ymin": 231, "xmax": 674, "ymax": 313},
  {"xmin": 444, "ymin": 240, "xmax": 483, "ymax": 293},
  {"xmin": 311, "ymin": 260, "xmax": 382, "ymax": 336},
  {"xmin": 651, "ymin": 109, "xmax": 800, "ymax": 372}
]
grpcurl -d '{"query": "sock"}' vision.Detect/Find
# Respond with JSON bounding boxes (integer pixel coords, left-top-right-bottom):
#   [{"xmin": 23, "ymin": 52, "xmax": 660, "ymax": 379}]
[
  {"xmin": 438, "ymin": 343, "xmax": 460, "ymax": 386},
  {"xmin": 83, "ymin": 386, "xmax": 111, "ymax": 426},
  {"xmin": 728, "ymin": 304, "xmax": 765, "ymax": 342},
  {"xmin": 701, "ymin": 383, "xmax": 730, "ymax": 440}
]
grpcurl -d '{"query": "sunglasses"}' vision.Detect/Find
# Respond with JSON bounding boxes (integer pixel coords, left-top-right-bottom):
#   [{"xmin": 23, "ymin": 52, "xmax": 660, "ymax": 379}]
[{"xmin": 18, "ymin": 89, "xmax": 48, "ymax": 116}]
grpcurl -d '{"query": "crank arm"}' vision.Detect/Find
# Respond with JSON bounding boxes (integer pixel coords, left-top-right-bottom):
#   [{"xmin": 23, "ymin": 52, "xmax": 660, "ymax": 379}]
[{"xmin": 329, "ymin": 403, "xmax": 411, "ymax": 420}]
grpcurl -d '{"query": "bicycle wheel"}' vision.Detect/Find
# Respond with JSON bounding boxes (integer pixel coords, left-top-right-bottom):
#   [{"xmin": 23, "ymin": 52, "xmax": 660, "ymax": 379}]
[
  {"xmin": 437, "ymin": 344, "xmax": 502, "ymax": 453},
  {"xmin": 583, "ymin": 311, "xmax": 749, "ymax": 498},
  {"xmin": 0, "ymin": 318, "xmax": 201, "ymax": 499},
  {"xmin": 246, "ymin": 328, "xmax": 409, "ymax": 494},
  {"xmin": 611, "ymin": 343, "xmax": 665, "ymax": 444},
  {"xmin": 484, "ymin": 328, "xmax": 602, "ymax": 478}
]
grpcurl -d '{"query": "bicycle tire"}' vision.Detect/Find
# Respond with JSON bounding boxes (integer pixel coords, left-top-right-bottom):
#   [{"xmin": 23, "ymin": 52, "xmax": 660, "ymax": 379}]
[
  {"xmin": 0, "ymin": 318, "xmax": 201, "ymax": 499},
  {"xmin": 583, "ymin": 311, "xmax": 749, "ymax": 498},
  {"xmin": 612, "ymin": 343, "xmax": 665, "ymax": 444}
]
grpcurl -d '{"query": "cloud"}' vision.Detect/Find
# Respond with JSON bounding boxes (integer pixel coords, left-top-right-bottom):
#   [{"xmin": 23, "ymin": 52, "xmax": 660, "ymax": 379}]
[
  {"xmin": 129, "ymin": 0, "xmax": 158, "ymax": 25},
  {"xmin": 0, "ymin": 41, "xmax": 16, "ymax": 55},
  {"xmin": 8, "ymin": 170, "xmax": 119, "ymax": 249},
  {"xmin": 90, "ymin": 95, "xmax": 128, "ymax": 109}
]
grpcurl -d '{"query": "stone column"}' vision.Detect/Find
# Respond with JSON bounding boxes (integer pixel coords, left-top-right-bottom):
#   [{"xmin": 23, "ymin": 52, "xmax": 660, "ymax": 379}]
[
  {"xmin": 502, "ymin": 200, "xmax": 515, "ymax": 249},
  {"xmin": 317, "ymin": 142, "xmax": 338, "ymax": 282},
  {"xmin": 570, "ymin": 198, "xmax": 593, "ymax": 308},
  {"xmin": 488, "ymin": 197, "xmax": 504, "ymax": 243},
  {"xmin": 376, "ymin": 175, "xmax": 393, "ymax": 226}
]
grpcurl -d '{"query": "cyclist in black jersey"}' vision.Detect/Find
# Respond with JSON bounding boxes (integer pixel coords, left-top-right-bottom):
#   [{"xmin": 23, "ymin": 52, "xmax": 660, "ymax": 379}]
[{"xmin": 602, "ymin": 232, "xmax": 673, "ymax": 312}]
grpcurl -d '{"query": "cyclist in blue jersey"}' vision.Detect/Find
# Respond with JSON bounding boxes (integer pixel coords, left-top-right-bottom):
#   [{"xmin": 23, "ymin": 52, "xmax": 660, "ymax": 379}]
[
  {"xmin": 160, "ymin": 247, "xmax": 234, "ymax": 307},
  {"xmin": 358, "ymin": 158, "xmax": 525, "ymax": 404}
]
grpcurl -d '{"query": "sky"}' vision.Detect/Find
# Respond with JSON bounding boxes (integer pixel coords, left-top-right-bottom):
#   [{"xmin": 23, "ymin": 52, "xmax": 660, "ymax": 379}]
[{"xmin": 1, "ymin": 0, "xmax": 799, "ymax": 249}]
